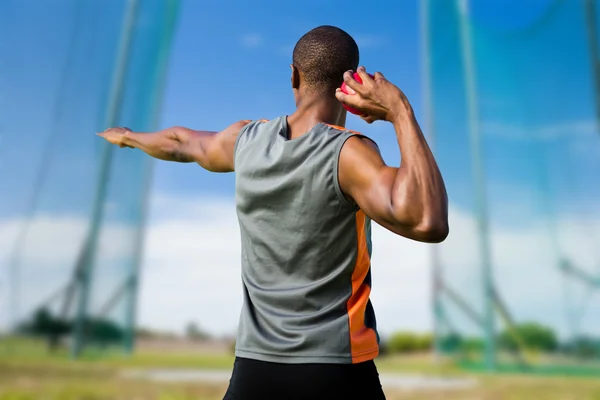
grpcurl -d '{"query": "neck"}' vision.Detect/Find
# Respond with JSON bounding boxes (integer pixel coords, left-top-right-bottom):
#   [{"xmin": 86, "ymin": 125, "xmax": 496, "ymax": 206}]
[{"xmin": 287, "ymin": 93, "xmax": 346, "ymax": 138}]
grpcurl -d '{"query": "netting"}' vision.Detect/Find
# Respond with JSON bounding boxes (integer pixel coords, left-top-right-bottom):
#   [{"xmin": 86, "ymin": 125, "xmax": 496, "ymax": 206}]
[
  {"xmin": 425, "ymin": 0, "xmax": 600, "ymax": 373},
  {"xmin": 0, "ymin": 0, "xmax": 179, "ymax": 355}
]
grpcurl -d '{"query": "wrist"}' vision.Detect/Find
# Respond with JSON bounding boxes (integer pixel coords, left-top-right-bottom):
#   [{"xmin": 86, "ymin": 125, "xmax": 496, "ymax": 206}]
[
  {"xmin": 387, "ymin": 96, "xmax": 414, "ymax": 124},
  {"xmin": 121, "ymin": 131, "xmax": 136, "ymax": 148}
]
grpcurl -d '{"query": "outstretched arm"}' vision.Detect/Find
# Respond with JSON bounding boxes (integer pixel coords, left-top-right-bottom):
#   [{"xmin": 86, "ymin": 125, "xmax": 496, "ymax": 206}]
[
  {"xmin": 337, "ymin": 67, "xmax": 448, "ymax": 243},
  {"xmin": 97, "ymin": 120, "xmax": 251, "ymax": 172}
]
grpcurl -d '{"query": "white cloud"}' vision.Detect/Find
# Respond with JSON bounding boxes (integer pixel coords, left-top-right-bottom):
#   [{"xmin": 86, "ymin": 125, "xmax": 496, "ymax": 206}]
[
  {"xmin": 0, "ymin": 215, "xmax": 137, "ymax": 330},
  {"xmin": 435, "ymin": 203, "xmax": 600, "ymax": 339},
  {"xmin": 129, "ymin": 194, "xmax": 600, "ymax": 338},
  {"xmin": 240, "ymin": 33, "xmax": 263, "ymax": 49},
  {"xmin": 1, "ymin": 194, "xmax": 599, "ymax": 341},
  {"xmin": 136, "ymin": 194, "xmax": 432, "ymax": 337}
]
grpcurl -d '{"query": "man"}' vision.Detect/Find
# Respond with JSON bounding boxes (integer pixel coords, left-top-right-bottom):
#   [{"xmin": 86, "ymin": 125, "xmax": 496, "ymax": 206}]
[{"xmin": 99, "ymin": 26, "xmax": 448, "ymax": 400}]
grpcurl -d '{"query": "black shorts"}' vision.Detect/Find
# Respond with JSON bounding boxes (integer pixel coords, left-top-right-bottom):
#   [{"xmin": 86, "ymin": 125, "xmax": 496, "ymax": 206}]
[{"xmin": 223, "ymin": 357, "xmax": 386, "ymax": 400}]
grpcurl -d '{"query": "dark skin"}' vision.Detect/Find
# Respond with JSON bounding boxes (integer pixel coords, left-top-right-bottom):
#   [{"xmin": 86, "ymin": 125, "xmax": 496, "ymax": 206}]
[{"xmin": 99, "ymin": 66, "xmax": 449, "ymax": 243}]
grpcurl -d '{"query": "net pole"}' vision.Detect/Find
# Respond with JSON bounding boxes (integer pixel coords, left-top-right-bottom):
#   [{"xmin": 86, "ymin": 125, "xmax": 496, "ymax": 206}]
[
  {"xmin": 71, "ymin": 0, "xmax": 139, "ymax": 358},
  {"xmin": 122, "ymin": 0, "xmax": 181, "ymax": 355},
  {"xmin": 420, "ymin": 0, "xmax": 444, "ymax": 363},
  {"xmin": 6, "ymin": 3, "xmax": 83, "ymax": 333},
  {"xmin": 456, "ymin": 0, "xmax": 496, "ymax": 371},
  {"xmin": 584, "ymin": 0, "xmax": 600, "ymax": 135}
]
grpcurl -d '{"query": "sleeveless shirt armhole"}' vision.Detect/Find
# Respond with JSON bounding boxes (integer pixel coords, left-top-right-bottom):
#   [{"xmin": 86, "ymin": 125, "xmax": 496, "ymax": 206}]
[
  {"xmin": 234, "ymin": 120, "xmax": 263, "ymax": 165},
  {"xmin": 333, "ymin": 133, "xmax": 360, "ymax": 211}
]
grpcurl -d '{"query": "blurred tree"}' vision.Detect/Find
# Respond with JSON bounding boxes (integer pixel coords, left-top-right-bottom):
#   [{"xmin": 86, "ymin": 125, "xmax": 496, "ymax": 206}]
[
  {"xmin": 186, "ymin": 322, "xmax": 211, "ymax": 341},
  {"xmin": 19, "ymin": 308, "xmax": 71, "ymax": 352},
  {"xmin": 567, "ymin": 336, "xmax": 600, "ymax": 359},
  {"xmin": 439, "ymin": 333, "xmax": 463, "ymax": 353},
  {"xmin": 416, "ymin": 333, "xmax": 433, "ymax": 350},
  {"xmin": 87, "ymin": 319, "xmax": 124, "ymax": 348},
  {"xmin": 461, "ymin": 337, "xmax": 484, "ymax": 353},
  {"xmin": 498, "ymin": 322, "xmax": 557, "ymax": 352},
  {"xmin": 387, "ymin": 331, "xmax": 418, "ymax": 353},
  {"xmin": 387, "ymin": 331, "xmax": 433, "ymax": 353}
]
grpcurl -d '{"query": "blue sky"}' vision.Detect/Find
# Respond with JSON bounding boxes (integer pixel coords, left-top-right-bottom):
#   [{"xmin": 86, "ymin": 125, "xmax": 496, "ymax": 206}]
[
  {"xmin": 137, "ymin": 0, "xmax": 600, "ymax": 335},
  {"xmin": 155, "ymin": 0, "xmax": 600, "ymax": 220},
  {"xmin": 154, "ymin": 0, "xmax": 422, "ymax": 200},
  {"xmin": 2, "ymin": 0, "xmax": 600, "ymax": 336},
  {"xmin": 3, "ymin": 0, "xmax": 596, "ymax": 219}
]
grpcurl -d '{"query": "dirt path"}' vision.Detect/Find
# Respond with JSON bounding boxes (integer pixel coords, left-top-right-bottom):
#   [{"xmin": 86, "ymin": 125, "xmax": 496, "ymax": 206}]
[{"xmin": 120, "ymin": 368, "xmax": 478, "ymax": 391}]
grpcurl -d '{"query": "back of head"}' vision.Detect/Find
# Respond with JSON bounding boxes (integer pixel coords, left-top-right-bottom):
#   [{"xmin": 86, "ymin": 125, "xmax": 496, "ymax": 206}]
[{"xmin": 293, "ymin": 26, "xmax": 359, "ymax": 94}]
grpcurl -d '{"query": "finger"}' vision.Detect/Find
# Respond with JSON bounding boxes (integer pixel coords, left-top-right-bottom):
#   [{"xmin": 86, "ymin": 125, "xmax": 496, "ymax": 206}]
[
  {"xmin": 356, "ymin": 67, "xmax": 374, "ymax": 85},
  {"xmin": 336, "ymin": 88, "xmax": 362, "ymax": 110},
  {"xmin": 344, "ymin": 83, "xmax": 356, "ymax": 95},
  {"xmin": 342, "ymin": 70, "xmax": 365, "ymax": 94},
  {"xmin": 360, "ymin": 115, "xmax": 375, "ymax": 124},
  {"xmin": 373, "ymin": 71, "xmax": 385, "ymax": 81},
  {"xmin": 335, "ymin": 88, "xmax": 349, "ymax": 104}
]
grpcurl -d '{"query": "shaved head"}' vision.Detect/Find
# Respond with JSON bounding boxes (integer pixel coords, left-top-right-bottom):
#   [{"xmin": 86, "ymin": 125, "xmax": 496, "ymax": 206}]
[{"xmin": 292, "ymin": 25, "xmax": 360, "ymax": 93}]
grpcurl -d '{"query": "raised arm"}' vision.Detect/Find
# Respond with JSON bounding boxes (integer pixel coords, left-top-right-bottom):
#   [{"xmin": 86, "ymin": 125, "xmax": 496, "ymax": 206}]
[
  {"xmin": 336, "ymin": 67, "xmax": 448, "ymax": 243},
  {"xmin": 97, "ymin": 120, "xmax": 251, "ymax": 172}
]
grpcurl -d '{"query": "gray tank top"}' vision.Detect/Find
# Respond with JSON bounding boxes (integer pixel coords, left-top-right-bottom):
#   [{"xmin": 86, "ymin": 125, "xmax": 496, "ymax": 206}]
[{"xmin": 233, "ymin": 116, "xmax": 379, "ymax": 364}]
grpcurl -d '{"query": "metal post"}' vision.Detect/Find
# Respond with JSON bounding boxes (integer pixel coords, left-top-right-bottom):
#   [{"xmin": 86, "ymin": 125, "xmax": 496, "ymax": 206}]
[
  {"xmin": 420, "ymin": 0, "xmax": 444, "ymax": 363},
  {"xmin": 456, "ymin": 0, "xmax": 496, "ymax": 371},
  {"xmin": 123, "ymin": 0, "xmax": 180, "ymax": 354},
  {"xmin": 6, "ymin": 3, "xmax": 83, "ymax": 333},
  {"xmin": 71, "ymin": 0, "xmax": 139, "ymax": 358},
  {"xmin": 123, "ymin": 161, "xmax": 152, "ymax": 355},
  {"xmin": 584, "ymin": 0, "xmax": 600, "ymax": 135}
]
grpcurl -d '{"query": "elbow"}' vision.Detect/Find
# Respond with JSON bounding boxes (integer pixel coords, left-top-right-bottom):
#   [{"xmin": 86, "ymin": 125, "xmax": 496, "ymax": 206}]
[
  {"xmin": 415, "ymin": 217, "xmax": 449, "ymax": 243},
  {"xmin": 168, "ymin": 127, "xmax": 191, "ymax": 162},
  {"xmin": 429, "ymin": 223, "xmax": 450, "ymax": 243},
  {"xmin": 415, "ymin": 198, "xmax": 449, "ymax": 243}
]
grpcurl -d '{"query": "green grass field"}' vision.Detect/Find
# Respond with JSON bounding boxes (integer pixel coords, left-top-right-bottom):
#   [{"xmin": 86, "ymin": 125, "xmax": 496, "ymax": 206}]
[{"xmin": 2, "ymin": 338, "xmax": 600, "ymax": 400}]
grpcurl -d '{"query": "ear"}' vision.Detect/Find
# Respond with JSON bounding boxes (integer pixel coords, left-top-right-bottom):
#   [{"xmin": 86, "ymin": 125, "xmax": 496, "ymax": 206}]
[{"xmin": 290, "ymin": 64, "xmax": 300, "ymax": 90}]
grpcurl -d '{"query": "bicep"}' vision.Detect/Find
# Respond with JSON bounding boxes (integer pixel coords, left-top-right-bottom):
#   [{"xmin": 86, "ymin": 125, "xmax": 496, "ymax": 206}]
[{"xmin": 189, "ymin": 120, "xmax": 250, "ymax": 172}]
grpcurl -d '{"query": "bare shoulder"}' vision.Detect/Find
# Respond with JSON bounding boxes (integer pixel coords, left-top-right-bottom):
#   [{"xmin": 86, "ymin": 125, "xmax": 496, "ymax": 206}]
[
  {"xmin": 223, "ymin": 119, "xmax": 253, "ymax": 137},
  {"xmin": 236, "ymin": 119, "xmax": 253, "ymax": 128},
  {"xmin": 338, "ymin": 133, "xmax": 391, "ymax": 200},
  {"xmin": 339, "ymin": 134, "xmax": 385, "ymax": 172}
]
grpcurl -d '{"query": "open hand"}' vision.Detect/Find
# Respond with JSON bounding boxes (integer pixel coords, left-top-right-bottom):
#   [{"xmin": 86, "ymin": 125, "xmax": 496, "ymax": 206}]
[
  {"xmin": 335, "ymin": 66, "xmax": 409, "ymax": 124},
  {"xmin": 97, "ymin": 127, "xmax": 132, "ymax": 148}
]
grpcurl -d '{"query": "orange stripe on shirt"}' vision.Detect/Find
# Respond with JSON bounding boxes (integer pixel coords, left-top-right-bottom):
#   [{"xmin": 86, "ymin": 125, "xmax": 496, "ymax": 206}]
[
  {"xmin": 324, "ymin": 123, "xmax": 361, "ymax": 136},
  {"xmin": 347, "ymin": 210, "xmax": 379, "ymax": 363}
]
